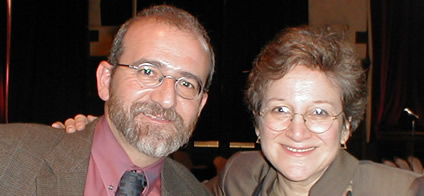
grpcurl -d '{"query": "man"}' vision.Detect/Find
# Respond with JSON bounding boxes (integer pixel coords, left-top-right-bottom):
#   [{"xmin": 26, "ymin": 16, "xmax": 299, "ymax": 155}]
[{"xmin": 0, "ymin": 5, "xmax": 214, "ymax": 195}]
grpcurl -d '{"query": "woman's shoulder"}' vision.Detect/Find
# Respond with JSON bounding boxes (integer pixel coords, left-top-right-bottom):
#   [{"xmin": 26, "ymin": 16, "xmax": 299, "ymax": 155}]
[
  {"xmin": 228, "ymin": 150, "xmax": 266, "ymax": 163},
  {"xmin": 212, "ymin": 150, "xmax": 273, "ymax": 195},
  {"xmin": 223, "ymin": 150, "xmax": 269, "ymax": 174},
  {"xmin": 353, "ymin": 160, "xmax": 423, "ymax": 195},
  {"xmin": 358, "ymin": 160, "xmax": 421, "ymax": 178}
]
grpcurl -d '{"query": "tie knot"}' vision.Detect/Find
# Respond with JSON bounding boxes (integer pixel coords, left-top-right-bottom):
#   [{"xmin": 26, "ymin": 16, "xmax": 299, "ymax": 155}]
[{"xmin": 116, "ymin": 170, "xmax": 147, "ymax": 196}]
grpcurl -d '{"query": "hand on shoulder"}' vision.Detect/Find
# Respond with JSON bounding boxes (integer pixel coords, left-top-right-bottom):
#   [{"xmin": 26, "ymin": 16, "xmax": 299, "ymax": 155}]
[{"xmin": 51, "ymin": 114, "xmax": 97, "ymax": 133}]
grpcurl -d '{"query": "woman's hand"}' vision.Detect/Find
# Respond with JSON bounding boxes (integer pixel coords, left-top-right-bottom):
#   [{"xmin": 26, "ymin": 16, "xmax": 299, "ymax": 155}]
[{"xmin": 51, "ymin": 114, "xmax": 97, "ymax": 133}]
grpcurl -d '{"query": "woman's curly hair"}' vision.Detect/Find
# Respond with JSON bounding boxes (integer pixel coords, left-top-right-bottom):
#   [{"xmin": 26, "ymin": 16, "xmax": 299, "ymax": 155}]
[{"xmin": 245, "ymin": 26, "xmax": 367, "ymax": 132}]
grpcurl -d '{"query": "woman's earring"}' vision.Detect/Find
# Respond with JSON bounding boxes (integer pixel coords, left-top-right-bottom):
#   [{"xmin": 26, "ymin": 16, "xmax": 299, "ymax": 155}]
[
  {"xmin": 341, "ymin": 142, "xmax": 347, "ymax": 150},
  {"xmin": 256, "ymin": 136, "xmax": 261, "ymax": 144}
]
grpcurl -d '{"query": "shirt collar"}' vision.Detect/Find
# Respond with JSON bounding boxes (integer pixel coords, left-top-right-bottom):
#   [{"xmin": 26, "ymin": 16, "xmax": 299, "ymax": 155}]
[{"xmin": 92, "ymin": 116, "xmax": 165, "ymax": 195}]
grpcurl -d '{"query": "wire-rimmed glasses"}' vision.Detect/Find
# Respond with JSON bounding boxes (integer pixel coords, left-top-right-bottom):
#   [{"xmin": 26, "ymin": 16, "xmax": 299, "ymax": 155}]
[
  {"xmin": 260, "ymin": 106, "xmax": 344, "ymax": 133},
  {"xmin": 116, "ymin": 62, "xmax": 204, "ymax": 100}
]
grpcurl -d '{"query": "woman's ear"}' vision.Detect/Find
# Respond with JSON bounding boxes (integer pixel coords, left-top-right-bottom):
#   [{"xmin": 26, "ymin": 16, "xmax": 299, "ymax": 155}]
[
  {"xmin": 341, "ymin": 116, "xmax": 352, "ymax": 144},
  {"xmin": 255, "ymin": 128, "xmax": 260, "ymax": 137},
  {"xmin": 97, "ymin": 61, "xmax": 113, "ymax": 101},
  {"xmin": 254, "ymin": 113, "xmax": 262, "ymax": 136}
]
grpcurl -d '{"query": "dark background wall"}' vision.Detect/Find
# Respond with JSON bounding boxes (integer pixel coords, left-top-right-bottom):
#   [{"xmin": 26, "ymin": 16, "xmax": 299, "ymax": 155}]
[
  {"xmin": 3, "ymin": 0, "xmax": 308, "ymax": 156},
  {"xmin": 5, "ymin": 0, "xmax": 308, "ymax": 139},
  {"xmin": 2, "ymin": 0, "xmax": 424, "ymax": 172}
]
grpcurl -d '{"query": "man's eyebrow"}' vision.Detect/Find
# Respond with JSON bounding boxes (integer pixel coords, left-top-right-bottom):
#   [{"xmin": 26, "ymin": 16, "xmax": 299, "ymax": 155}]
[
  {"xmin": 131, "ymin": 58, "xmax": 164, "ymax": 68},
  {"xmin": 179, "ymin": 71, "xmax": 204, "ymax": 87}
]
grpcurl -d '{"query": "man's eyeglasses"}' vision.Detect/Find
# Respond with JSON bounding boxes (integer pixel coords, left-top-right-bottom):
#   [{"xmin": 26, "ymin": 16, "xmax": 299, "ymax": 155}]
[
  {"xmin": 116, "ymin": 62, "xmax": 204, "ymax": 100},
  {"xmin": 260, "ymin": 106, "xmax": 344, "ymax": 133}
]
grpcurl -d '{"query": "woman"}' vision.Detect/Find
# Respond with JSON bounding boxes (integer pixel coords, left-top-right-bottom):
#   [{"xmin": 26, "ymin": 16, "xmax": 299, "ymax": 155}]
[{"xmin": 207, "ymin": 26, "xmax": 423, "ymax": 196}]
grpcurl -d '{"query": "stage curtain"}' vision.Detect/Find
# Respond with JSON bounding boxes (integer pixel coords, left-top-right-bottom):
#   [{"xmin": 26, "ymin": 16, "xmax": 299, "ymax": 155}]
[{"xmin": 371, "ymin": 0, "xmax": 424, "ymax": 138}]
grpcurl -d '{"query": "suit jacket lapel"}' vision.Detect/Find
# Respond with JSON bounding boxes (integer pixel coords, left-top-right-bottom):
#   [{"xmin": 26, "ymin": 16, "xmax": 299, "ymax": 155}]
[
  {"xmin": 161, "ymin": 158, "xmax": 175, "ymax": 196},
  {"xmin": 37, "ymin": 120, "xmax": 98, "ymax": 195},
  {"xmin": 161, "ymin": 157, "xmax": 193, "ymax": 196},
  {"xmin": 310, "ymin": 150, "xmax": 359, "ymax": 196}
]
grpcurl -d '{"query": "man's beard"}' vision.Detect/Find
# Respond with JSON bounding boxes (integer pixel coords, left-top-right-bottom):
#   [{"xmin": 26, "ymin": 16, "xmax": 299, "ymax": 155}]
[{"xmin": 106, "ymin": 96, "xmax": 196, "ymax": 157}]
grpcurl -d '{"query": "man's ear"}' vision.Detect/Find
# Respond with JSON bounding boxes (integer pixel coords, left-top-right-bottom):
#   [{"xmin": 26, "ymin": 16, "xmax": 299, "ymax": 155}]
[
  {"xmin": 97, "ymin": 61, "xmax": 113, "ymax": 101},
  {"xmin": 197, "ymin": 92, "xmax": 208, "ymax": 116}
]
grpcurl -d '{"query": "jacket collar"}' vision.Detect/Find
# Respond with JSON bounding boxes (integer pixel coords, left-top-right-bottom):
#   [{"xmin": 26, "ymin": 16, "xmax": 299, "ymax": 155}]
[
  {"xmin": 259, "ymin": 150, "xmax": 359, "ymax": 196},
  {"xmin": 310, "ymin": 150, "xmax": 359, "ymax": 196}
]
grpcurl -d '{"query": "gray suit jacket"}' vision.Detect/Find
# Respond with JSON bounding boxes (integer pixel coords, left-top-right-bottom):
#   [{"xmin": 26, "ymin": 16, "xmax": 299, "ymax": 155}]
[
  {"xmin": 0, "ymin": 121, "xmax": 211, "ymax": 196},
  {"xmin": 207, "ymin": 150, "xmax": 424, "ymax": 196}
]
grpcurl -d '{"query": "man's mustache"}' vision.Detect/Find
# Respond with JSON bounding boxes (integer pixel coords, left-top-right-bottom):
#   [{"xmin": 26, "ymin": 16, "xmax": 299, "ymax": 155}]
[{"xmin": 130, "ymin": 102, "xmax": 181, "ymax": 122}]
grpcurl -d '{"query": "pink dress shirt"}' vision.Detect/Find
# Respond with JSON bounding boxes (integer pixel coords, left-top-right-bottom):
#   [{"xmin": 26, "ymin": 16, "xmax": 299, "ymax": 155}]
[{"xmin": 84, "ymin": 116, "xmax": 165, "ymax": 196}]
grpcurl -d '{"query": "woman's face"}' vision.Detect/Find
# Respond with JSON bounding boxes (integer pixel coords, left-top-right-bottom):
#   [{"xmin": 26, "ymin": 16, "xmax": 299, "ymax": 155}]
[{"xmin": 257, "ymin": 65, "xmax": 350, "ymax": 183}]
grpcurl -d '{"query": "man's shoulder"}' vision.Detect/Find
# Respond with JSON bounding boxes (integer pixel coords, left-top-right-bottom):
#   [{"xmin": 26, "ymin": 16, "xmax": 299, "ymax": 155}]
[
  {"xmin": 0, "ymin": 123, "xmax": 67, "ymax": 194},
  {"xmin": 163, "ymin": 157, "xmax": 201, "ymax": 183},
  {"xmin": 0, "ymin": 122, "xmax": 95, "ymax": 166},
  {"xmin": 0, "ymin": 122, "xmax": 62, "ymax": 133},
  {"xmin": 162, "ymin": 157, "xmax": 211, "ymax": 196},
  {"xmin": 0, "ymin": 123, "xmax": 65, "ymax": 150},
  {"xmin": 0, "ymin": 122, "xmax": 96, "ymax": 195}
]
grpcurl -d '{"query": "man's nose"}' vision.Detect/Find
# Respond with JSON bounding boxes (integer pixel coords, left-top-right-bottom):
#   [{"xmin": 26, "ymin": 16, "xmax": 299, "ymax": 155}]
[{"xmin": 150, "ymin": 77, "xmax": 177, "ymax": 109}]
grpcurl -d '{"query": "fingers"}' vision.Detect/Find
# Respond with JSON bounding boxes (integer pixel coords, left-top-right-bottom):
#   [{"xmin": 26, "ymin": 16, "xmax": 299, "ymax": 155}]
[
  {"xmin": 382, "ymin": 159, "xmax": 397, "ymax": 168},
  {"xmin": 394, "ymin": 157, "xmax": 411, "ymax": 170},
  {"xmin": 64, "ymin": 118, "xmax": 77, "ymax": 133},
  {"xmin": 51, "ymin": 121, "xmax": 65, "ymax": 129},
  {"xmin": 74, "ymin": 114, "xmax": 89, "ymax": 131},
  {"xmin": 87, "ymin": 115, "xmax": 98, "ymax": 122},
  {"xmin": 408, "ymin": 156, "xmax": 423, "ymax": 174},
  {"xmin": 52, "ymin": 114, "xmax": 96, "ymax": 134}
]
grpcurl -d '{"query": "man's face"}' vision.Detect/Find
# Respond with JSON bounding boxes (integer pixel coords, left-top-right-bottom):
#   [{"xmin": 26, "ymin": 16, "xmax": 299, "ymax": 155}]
[{"xmin": 98, "ymin": 19, "xmax": 210, "ymax": 158}]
